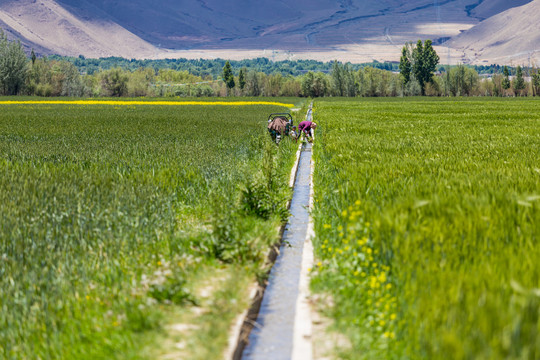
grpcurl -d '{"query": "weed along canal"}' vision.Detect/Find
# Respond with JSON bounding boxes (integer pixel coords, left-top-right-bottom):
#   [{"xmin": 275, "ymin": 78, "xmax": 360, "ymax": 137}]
[{"xmin": 240, "ymin": 107, "xmax": 315, "ymax": 360}]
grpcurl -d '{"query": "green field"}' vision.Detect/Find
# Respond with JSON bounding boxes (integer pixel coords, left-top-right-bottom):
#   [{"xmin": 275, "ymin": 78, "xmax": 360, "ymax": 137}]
[
  {"xmin": 3, "ymin": 96, "xmax": 540, "ymax": 360},
  {"xmin": 0, "ymin": 99, "xmax": 301, "ymax": 359},
  {"xmin": 312, "ymin": 98, "xmax": 540, "ymax": 359}
]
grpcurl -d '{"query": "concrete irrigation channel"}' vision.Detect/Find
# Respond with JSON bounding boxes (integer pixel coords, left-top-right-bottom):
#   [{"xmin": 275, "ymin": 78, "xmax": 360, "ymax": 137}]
[{"xmin": 229, "ymin": 104, "xmax": 316, "ymax": 360}]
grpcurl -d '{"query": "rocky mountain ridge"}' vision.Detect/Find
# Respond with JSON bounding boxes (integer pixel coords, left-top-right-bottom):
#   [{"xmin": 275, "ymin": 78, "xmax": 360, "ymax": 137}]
[{"xmin": 0, "ymin": 0, "xmax": 537, "ymax": 64}]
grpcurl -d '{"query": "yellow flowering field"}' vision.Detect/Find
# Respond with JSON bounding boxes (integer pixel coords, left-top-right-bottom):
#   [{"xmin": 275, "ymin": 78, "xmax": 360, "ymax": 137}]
[{"xmin": 0, "ymin": 100, "xmax": 295, "ymax": 107}]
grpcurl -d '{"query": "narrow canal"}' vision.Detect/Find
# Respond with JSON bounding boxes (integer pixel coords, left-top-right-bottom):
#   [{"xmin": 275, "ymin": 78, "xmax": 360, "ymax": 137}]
[{"xmin": 242, "ymin": 107, "xmax": 314, "ymax": 360}]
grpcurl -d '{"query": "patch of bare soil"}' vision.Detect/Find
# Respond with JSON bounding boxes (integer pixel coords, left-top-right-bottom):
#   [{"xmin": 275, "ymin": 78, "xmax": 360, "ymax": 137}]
[{"xmin": 310, "ymin": 293, "xmax": 351, "ymax": 360}]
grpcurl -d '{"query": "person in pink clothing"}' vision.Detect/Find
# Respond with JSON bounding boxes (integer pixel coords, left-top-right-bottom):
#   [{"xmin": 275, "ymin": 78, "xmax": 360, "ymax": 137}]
[{"xmin": 298, "ymin": 120, "xmax": 317, "ymax": 142}]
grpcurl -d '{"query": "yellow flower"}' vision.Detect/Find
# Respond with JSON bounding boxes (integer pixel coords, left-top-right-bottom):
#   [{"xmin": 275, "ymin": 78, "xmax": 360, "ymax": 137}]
[
  {"xmin": 390, "ymin": 313, "xmax": 397, "ymax": 320},
  {"xmin": 157, "ymin": 261, "xmax": 162, "ymax": 266},
  {"xmin": 0, "ymin": 100, "xmax": 296, "ymax": 107},
  {"xmin": 379, "ymin": 320, "xmax": 386, "ymax": 327},
  {"xmin": 323, "ymin": 224, "xmax": 331, "ymax": 229},
  {"xmin": 355, "ymin": 200, "xmax": 361, "ymax": 206}
]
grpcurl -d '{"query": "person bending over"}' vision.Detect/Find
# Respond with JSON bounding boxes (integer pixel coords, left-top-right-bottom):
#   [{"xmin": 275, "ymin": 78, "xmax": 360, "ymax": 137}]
[{"xmin": 298, "ymin": 120, "xmax": 317, "ymax": 142}]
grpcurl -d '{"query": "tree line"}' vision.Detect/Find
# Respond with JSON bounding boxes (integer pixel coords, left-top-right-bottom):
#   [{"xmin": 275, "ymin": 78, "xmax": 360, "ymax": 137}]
[{"xmin": 1, "ymin": 31, "xmax": 539, "ymax": 97}]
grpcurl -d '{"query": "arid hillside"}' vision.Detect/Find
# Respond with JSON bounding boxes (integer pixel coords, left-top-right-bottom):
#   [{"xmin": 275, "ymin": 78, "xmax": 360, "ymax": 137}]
[
  {"xmin": 447, "ymin": 0, "xmax": 540, "ymax": 65},
  {"xmin": 0, "ymin": 0, "xmax": 536, "ymax": 64}
]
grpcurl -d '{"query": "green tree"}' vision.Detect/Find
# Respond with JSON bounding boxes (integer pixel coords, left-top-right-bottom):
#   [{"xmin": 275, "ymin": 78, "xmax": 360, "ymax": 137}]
[
  {"xmin": 331, "ymin": 60, "xmax": 344, "ymax": 96},
  {"xmin": 100, "ymin": 67, "xmax": 128, "ymax": 97},
  {"xmin": 301, "ymin": 71, "xmax": 329, "ymax": 97},
  {"xmin": 400, "ymin": 40, "xmax": 439, "ymax": 95},
  {"xmin": 265, "ymin": 73, "xmax": 283, "ymax": 96},
  {"xmin": 0, "ymin": 31, "xmax": 28, "ymax": 95},
  {"xmin": 412, "ymin": 39, "xmax": 439, "ymax": 95},
  {"xmin": 502, "ymin": 66, "xmax": 511, "ymax": 91},
  {"xmin": 399, "ymin": 46, "xmax": 411, "ymax": 84},
  {"xmin": 532, "ymin": 68, "xmax": 540, "ymax": 96},
  {"xmin": 31, "ymin": 49, "xmax": 36, "ymax": 65},
  {"xmin": 238, "ymin": 68, "xmax": 246, "ymax": 91},
  {"xmin": 331, "ymin": 61, "xmax": 356, "ymax": 97},
  {"xmin": 127, "ymin": 68, "xmax": 155, "ymax": 97},
  {"xmin": 222, "ymin": 61, "xmax": 235, "ymax": 95},
  {"xmin": 245, "ymin": 70, "xmax": 261, "ymax": 96},
  {"xmin": 492, "ymin": 74, "xmax": 503, "ymax": 97},
  {"xmin": 513, "ymin": 65, "xmax": 526, "ymax": 96},
  {"xmin": 444, "ymin": 65, "xmax": 479, "ymax": 96}
]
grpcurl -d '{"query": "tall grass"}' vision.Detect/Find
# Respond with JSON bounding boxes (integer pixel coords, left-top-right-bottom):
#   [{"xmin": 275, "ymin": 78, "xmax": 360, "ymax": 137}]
[
  {"xmin": 0, "ymin": 101, "xmax": 299, "ymax": 359},
  {"xmin": 312, "ymin": 98, "xmax": 540, "ymax": 359}
]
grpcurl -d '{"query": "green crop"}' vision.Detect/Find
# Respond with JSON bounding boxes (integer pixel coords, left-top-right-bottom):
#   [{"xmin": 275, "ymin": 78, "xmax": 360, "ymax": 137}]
[
  {"xmin": 311, "ymin": 98, "xmax": 540, "ymax": 359},
  {"xmin": 0, "ymin": 100, "xmax": 301, "ymax": 359}
]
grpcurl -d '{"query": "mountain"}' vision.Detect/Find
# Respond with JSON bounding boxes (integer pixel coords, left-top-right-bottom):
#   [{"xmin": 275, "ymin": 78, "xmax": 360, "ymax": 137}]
[
  {"xmin": 0, "ymin": 0, "xmax": 156, "ymax": 58},
  {"xmin": 447, "ymin": 0, "xmax": 540, "ymax": 65},
  {"xmin": 468, "ymin": 0, "xmax": 531, "ymax": 19},
  {"xmin": 0, "ymin": 0, "xmax": 536, "ymax": 64}
]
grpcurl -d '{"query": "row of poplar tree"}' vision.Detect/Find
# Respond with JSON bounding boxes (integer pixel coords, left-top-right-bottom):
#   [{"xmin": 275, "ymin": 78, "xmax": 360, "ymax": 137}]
[{"xmin": 1, "ymin": 31, "xmax": 539, "ymax": 97}]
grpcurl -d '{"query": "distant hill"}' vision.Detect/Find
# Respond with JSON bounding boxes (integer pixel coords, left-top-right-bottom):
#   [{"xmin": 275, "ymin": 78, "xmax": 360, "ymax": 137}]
[
  {"xmin": 0, "ymin": 0, "xmax": 536, "ymax": 64},
  {"xmin": 0, "ymin": 0, "xmax": 156, "ymax": 58},
  {"xmin": 447, "ymin": 0, "xmax": 540, "ymax": 65}
]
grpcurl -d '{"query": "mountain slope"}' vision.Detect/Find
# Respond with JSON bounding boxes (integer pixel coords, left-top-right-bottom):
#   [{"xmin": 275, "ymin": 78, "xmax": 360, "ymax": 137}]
[
  {"xmin": 0, "ymin": 0, "xmax": 157, "ymax": 58},
  {"xmin": 0, "ymin": 0, "xmax": 536, "ymax": 63},
  {"xmin": 448, "ymin": 0, "xmax": 540, "ymax": 64},
  {"xmin": 469, "ymin": 0, "xmax": 531, "ymax": 20}
]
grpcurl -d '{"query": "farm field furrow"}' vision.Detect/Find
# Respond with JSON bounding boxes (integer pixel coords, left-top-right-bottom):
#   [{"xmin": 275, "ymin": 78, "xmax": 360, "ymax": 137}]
[
  {"xmin": 311, "ymin": 98, "xmax": 540, "ymax": 359},
  {"xmin": 0, "ymin": 99, "xmax": 301, "ymax": 359}
]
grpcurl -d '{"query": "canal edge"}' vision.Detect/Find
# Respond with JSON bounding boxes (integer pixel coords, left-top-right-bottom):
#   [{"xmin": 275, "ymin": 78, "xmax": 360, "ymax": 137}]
[
  {"xmin": 224, "ymin": 104, "xmax": 309, "ymax": 360},
  {"xmin": 291, "ymin": 137, "xmax": 315, "ymax": 360}
]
